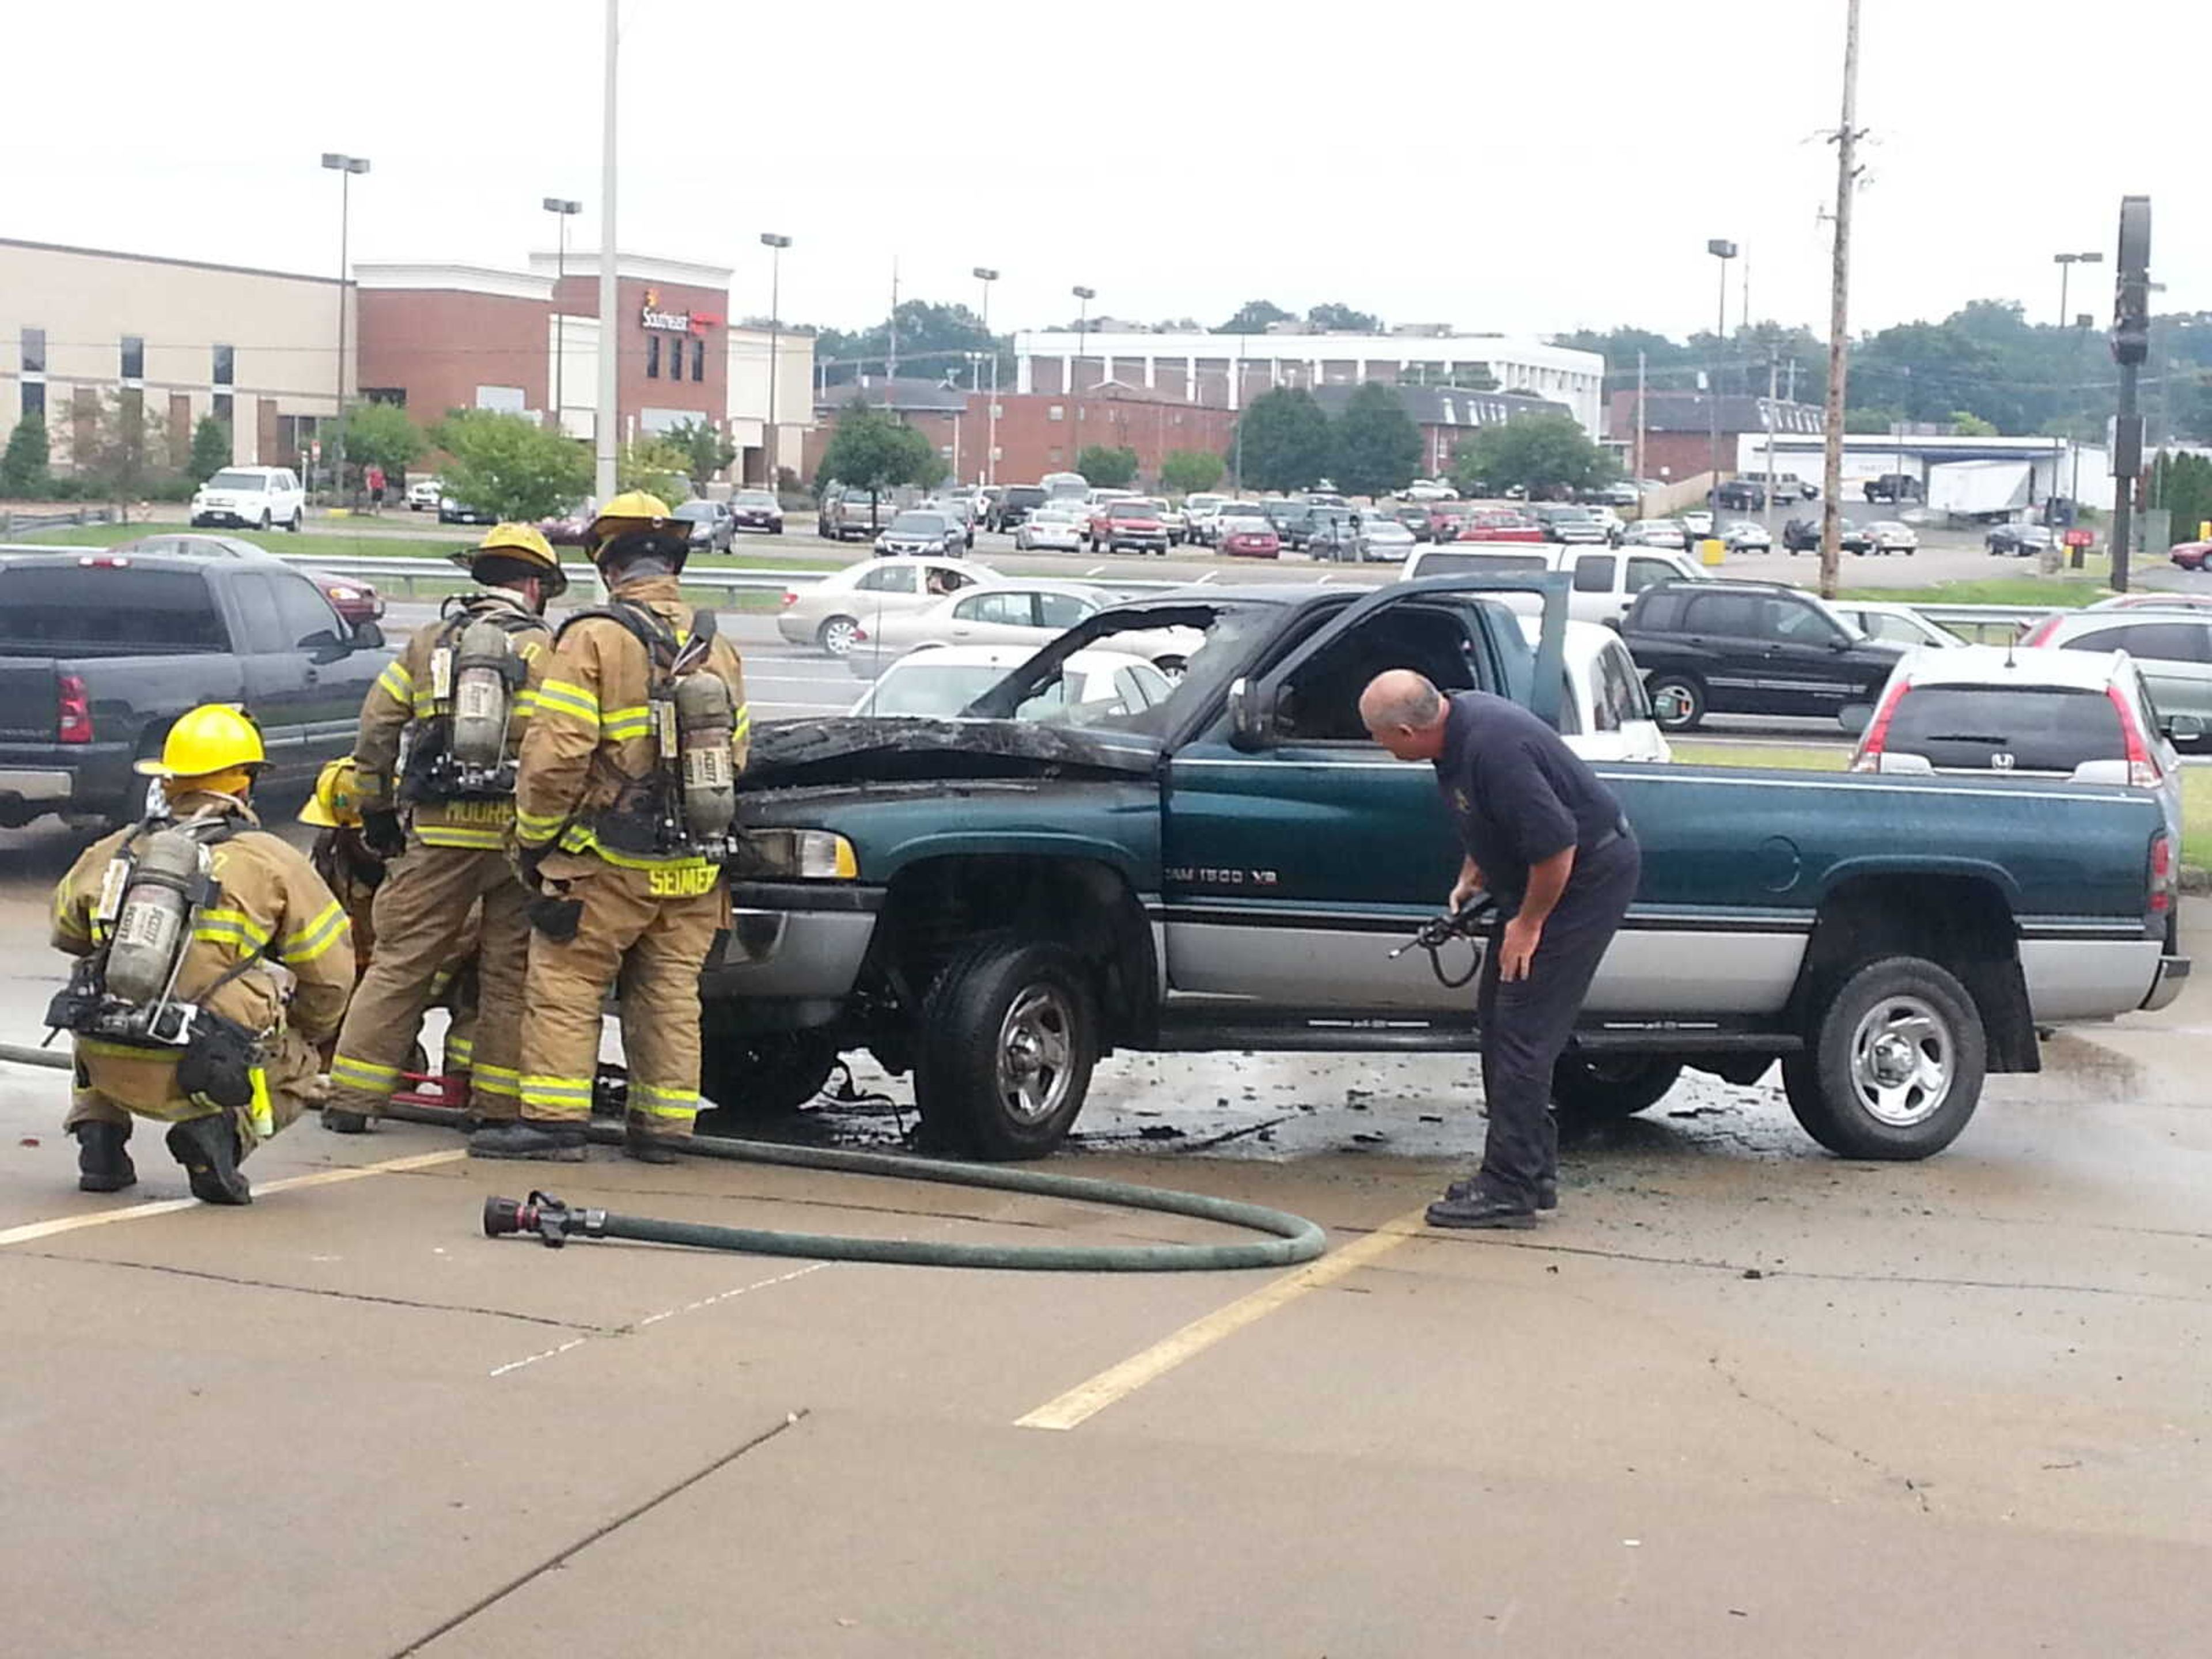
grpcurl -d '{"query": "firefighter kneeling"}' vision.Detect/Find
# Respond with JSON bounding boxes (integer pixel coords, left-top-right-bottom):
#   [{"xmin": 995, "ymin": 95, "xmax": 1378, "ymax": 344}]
[
  {"xmin": 322, "ymin": 524, "xmax": 562, "ymax": 1134},
  {"xmin": 476, "ymin": 490, "xmax": 750, "ymax": 1164},
  {"xmin": 48, "ymin": 704, "xmax": 354, "ymax": 1203}
]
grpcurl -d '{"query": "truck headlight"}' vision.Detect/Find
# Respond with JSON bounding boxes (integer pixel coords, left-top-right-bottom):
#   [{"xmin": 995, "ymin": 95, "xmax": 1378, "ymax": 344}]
[{"xmin": 750, "ymin": 828, "xmax": 858, "ymax": 880}]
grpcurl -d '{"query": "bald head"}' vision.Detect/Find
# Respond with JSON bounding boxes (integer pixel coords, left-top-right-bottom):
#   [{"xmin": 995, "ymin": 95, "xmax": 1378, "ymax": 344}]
[{"xmin": 1361, "ymin": 670, "xmax": 1450, "ymax": 761}]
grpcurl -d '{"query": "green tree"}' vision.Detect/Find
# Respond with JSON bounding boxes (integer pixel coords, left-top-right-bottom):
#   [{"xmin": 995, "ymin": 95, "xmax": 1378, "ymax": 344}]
[
  {"xmin": 337, "ymin": 400, "xmax": 427, "ymax": 480},
  {"xmin": 1844, "ymin": 406, "xmax": 1900, "ymax": 435},
  {"xmin": 662, "ymin": 418, "xmax": 738, "ymax": 487},
  {"xmin": 0, "ymin": 412, "xmax": 51, "ymax": 498},
  {"xmin": 429, "ymin": 409, "xmax": 592, "ymax": 522},
  {"xmin": 619, "ymin": 436, "xmax": 695, "ymax": 502},
  {"xmin": 1950, "ymin": 411, "xmax": 1998, "ymax": 437},
  {"xmin": 1308, "ymin": 302, "xmax": 1381, "ymax": 334},
  {"xmin": 814, "ymin": 399, "xmax": 941, "ymax": 513},
  {"xmin": 2153, "ymin": 451, "xmax": 2212, "ymax": 548},
  {"xmin": 1076, "ymin": 444, "xmax": 1139, "ymax": 488},
  {"xmin": 1160, "ymin": 449, "xmax": 1226, "ymax": 497},
  {"xmin": 67, "ymin": 390, "xmax": 173, "ymax": 513},
  {"xmin": 187, "ymin": 415, "xmax": 232, "ymax": 483},
  {"xmin": 814, "ymin": 299, "xmax": 1001, "ymax": 388},
  {"xmin": 1230, "ymin": 388, "xmax": 1332, "ymax": 493},
  {"xmin": 1216, "ymin": 299, "xmax": 1294, "ymax": 335},
  {"xmin": 1330, "ymin": 383, "xmax": 1422, "ymax": 498},
  {"xmin": 1449, "ymin": 412, "xmax": 1613, "ymax": 499}
]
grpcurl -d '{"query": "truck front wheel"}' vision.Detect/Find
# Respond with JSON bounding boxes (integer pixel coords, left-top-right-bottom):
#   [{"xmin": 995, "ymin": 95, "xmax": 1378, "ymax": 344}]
[
  {"xmin": 1551, "ymin": 1052, "xmax": 1682, "ymax": 1120},
  {"xmin": 916, "ymin": 938, "xmax": 1098, "ymax": 1159},
  {"xmin": 696, "ymin": 1031, "xmax": 840, "ymax": 1122},
  {"xmin": 1782, "ymin": 956, "xmax": 1985, "ymax": 1160}
]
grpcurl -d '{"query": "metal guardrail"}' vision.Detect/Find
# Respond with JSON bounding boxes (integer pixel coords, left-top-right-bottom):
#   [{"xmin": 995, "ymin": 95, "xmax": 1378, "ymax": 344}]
[{"xmin": 0, "ymin": 507, "xmax": 122, "ymax": 536}]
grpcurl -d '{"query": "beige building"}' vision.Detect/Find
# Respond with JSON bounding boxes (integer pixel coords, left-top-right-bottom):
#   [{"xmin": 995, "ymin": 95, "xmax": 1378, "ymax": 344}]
[{"xmin": 0, "ymin": 236, "xmax": 346, "ymax": 472}]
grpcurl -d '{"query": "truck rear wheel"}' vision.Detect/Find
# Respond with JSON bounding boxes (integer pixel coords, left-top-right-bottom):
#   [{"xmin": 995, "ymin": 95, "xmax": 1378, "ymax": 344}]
[
  {"xmin": 1551, "ymin": 1052, "xmax": 1682, "ymax": 1120},
  {"xmin": 1782, "ymin": 955, "xmax": 1985, "ymax": 1160},
  {"xmin": 916, "ymin": 938, "xmax": 1098, "ymax": 1160}
]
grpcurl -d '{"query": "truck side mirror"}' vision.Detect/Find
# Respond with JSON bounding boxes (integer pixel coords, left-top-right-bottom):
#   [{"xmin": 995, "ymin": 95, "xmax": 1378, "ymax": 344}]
[{"xmin": 1227, "ymin": 677, "xmax": 1272, "ymax": 752}]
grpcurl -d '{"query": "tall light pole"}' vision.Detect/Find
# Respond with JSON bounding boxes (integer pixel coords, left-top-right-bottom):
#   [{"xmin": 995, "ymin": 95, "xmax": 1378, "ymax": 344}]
[
  {"xmin": 1706, "ymin": 239, "xmax": 1737, "ymax": 514},
  {"xmin": 761, "ymin": 233, "xmax": 791, "ymax": 488},
  {"xmin": 593, "ymin": 0, "xmax": 620, "ymax": 505},
  {"xmin": 543, "ymin": 196, "xmax": 582, "ymax": 434},
  {"xmin": 1071, "ymin": 286, "xmax": 1096, "ymax": 474},
  {"xmin": 2054, "ymin": 250, "xmax": 2101, "ymax": 329},
  {"xmin": 974, "ymin": 267, "xmax": 999, "ymax": 483},
  {"xmin": 1819, "ymin": 0, "xmax": 1863, "ymax": 600},
  {"xmin": 320, "ymin": 151, "xmax": 369, "ymax": 500}
]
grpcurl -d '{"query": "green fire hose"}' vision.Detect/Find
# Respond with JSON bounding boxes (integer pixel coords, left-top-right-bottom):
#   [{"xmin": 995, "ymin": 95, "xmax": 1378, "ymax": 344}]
[{"xmin": 2, "ymin": 1040, "xmax": 1327, "ymax": 1272}]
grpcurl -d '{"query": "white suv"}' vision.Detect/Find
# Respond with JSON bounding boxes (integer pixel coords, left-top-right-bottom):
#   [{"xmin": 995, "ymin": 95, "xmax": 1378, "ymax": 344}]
[{"xmin": 190, "ymin": 465, "xmax": 306, "ymax": 533}]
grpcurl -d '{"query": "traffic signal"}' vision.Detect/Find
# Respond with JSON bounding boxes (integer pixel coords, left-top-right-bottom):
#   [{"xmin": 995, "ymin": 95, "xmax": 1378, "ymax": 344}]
[{"xmin": 2111, "ymin": 195, "xmax": 2152, "ymax": 366}]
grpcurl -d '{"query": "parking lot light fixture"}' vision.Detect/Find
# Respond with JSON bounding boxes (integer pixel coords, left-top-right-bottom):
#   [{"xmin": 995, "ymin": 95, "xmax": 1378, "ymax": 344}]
[
  {"xmin": 320, "ymin": 153, "xmax": 370, "ymax": 501},
  {"xmin": 762, "ymin": 233, "xmax": 793, "ymax": 487},
  {"xmin": 2053, "ymin": 251, "xmax": 2102, "ymax": 329},
  {"xmin": 1705, "ymin": 239, "xmax": 1737, "ymax": 513},
  {"xmin": 543, "ymin": 198, "xmax": 583, "ymax": 430}
]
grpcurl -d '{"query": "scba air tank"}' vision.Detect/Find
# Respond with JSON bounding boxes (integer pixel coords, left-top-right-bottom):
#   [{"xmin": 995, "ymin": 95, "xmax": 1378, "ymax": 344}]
[{"xmin": 104, "ymin": 828, "xmax": 204, "ymax": 1005}]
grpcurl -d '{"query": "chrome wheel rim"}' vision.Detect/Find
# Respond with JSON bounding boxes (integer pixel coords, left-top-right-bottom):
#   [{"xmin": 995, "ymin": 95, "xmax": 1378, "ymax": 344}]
[
  {"xmin": 995, "ymin": 984, "xmax": 1076, "ymax": 1124},
  {"xmin": 820, "ymin": 618, "xmax": 857, "ymax": 657},
  {"xmin": 1848, "ymin": 994, "xmax": 1953, "ymax": 1127}
]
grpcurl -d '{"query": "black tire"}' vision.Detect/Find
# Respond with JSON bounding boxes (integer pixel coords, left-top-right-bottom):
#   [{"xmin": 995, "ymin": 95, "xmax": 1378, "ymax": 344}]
[
  {"xmin": 914, "ymin": 938, "xmax": 1099, "ymax": 1159},
  {"xmin": 1782, "ymin": 955, "xmax": 1986, "ymax": 1160},
  {"xmin": 1647, "ymin": 673, "xmax": 1706, "ymax": 732},
  {"xmin": 257, "ymin": 510, "xmax": 272, "ymax": 531},
  {"xmin": 816, "ymin": 615, "xmax": 859, "ymax": 658},
  {"xmin": 287, "ymin": 510, "xmax": 304, "ymax": 533},
  {"xmin": 697, "ymin": 1031, "xmax": 841, "ymax": 1119},
  {"xmin": 1551, "ymin": 1052, "xmax": 1683, "ymax": 1120}
]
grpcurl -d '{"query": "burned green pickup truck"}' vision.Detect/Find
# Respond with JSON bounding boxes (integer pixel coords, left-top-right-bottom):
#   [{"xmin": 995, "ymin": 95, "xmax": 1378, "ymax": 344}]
[{"xmin": 711, "ymin": 575, "xmax": 2185, "ymax": 1160}]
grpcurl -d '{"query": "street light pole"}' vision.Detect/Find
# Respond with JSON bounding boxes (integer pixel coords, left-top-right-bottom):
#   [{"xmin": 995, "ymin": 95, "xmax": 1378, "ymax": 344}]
[
  {"xmin": 1706, "ymin": 238, "xmax": 1737, "ymax": 516},
  {"xmin": 1071, "ymin": 285, "xmax": 1095, "ymax": 473},
  {"xmin": 594, "ymin": 0, "xmax": 619, "ymax": 505},
  {"xmin": 973, "ymin": 267, "xmax": 999, "ymax": 485},
  {"xmin": 543, "ymin": 197, "xmax": 581, "ymax": 433},
  {"xmin": 2054, "ymin": 250, "xmax": 2101, "ymax": 329},
  {"xmin": 760, "ymin": 233, "xmax": 791, "ymax": 488},
  {"xmin": 1817, "ymin": 0, "xmax": 1862, "ymax": 600},
  {"xmin": 320, "ymin": 151, "xmax": 369, "ymax": 501}
]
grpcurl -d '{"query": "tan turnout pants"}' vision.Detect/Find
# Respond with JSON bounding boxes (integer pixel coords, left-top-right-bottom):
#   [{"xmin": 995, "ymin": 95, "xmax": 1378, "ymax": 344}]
[
  {"xmin": 327, "ymin": 841, "xmax": 529, "ymax": 1122},
  {"xmin": 67, "ymin": 1025, "xmax": 325, "ymax": 1157},
  {"xmin": 517, "ymin": 853, "xmax": 726, "ymax": 1142}
]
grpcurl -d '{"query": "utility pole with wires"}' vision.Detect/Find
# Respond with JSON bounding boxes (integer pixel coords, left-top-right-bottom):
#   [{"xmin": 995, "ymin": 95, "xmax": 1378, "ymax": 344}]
[
  {"xmin": 885, "ymin": 257, "xmax": 900, "ymax": 380},
  {"xmin": 1634, "ymin": 350, "xmax": 1647, "ymax": 485},
  {"xmin": 1818, "ymin": 0, "xmax": 1863, "ymax": 600}
]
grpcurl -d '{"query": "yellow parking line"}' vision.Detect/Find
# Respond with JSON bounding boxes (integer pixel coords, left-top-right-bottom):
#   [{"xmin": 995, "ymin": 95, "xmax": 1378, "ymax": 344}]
[
  {"xmin": 0, "ymin": 1149, "xmax": 464, "ymax": 1248},
  {"xmin": 1016, "ymin": 1205, "xmax": 1430, "ymax": 1432}
]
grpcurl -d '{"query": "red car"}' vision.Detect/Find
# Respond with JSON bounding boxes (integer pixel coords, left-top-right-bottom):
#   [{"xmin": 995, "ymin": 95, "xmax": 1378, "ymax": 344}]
[
  {"xmin": 1088, "ymin": 500, "xmax": 1169, "ymax": 555},
  {"xmin": 2169, "ymin": 541, "xmax": 2212, "ymax": 571},
  {"xmin": 112, "ymin": 532, "xmax": 383, "ymax": 626},
  {"xmin": 1429, "ymin": 505, "xmax": 1473, "ymax": 540},
  {"xmin": 1456, "ymin": 510, "xmax": 1547, "ymax": 544},
  {"xmin": 1219, "ymin": 521, "xmax": 1282, "ymax": 559}
]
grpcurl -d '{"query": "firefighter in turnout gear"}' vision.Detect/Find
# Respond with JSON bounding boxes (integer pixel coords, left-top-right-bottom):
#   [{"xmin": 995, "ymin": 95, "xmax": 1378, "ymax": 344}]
[
  {"xmin": 48, "ymin": 704, "xmax": 354, "ymax": 1203},
  {"xmin": 322, "ymin": 524, "xmax": 562, "ymax": 1134},
  {"xmin": 479, "ymin": 491, "xmax": 750, "ymax": 1164}
]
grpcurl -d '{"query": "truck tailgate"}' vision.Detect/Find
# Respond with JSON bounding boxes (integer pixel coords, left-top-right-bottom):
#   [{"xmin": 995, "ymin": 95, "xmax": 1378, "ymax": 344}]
[{"xmin": 0, "ymin": 662, "xmax": 58, "ymax": 741}]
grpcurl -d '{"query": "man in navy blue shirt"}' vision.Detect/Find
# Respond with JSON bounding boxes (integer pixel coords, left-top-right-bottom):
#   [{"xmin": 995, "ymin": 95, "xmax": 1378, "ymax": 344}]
[{"xmin": 1360, "ymin": 669, "xmax": 1641, "ymax": 1228}]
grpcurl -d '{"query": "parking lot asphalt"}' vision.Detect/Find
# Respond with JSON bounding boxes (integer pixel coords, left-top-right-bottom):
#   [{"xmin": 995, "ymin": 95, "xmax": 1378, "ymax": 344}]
[{"xmin": 2, "ymin": 752, "xmax": 2210, "ymax": 1658}]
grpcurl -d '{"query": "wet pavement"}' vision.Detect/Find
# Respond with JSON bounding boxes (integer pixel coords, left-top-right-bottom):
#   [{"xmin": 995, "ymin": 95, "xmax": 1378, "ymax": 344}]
[{"xmin": 2, "ymin": 821, "xmax": 2207, "ymax": 1654}]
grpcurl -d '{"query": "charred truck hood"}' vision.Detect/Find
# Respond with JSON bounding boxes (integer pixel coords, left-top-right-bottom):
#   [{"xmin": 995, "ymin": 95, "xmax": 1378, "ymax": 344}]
[{"xmin": 738, "ymin": 717, "xmax": 1160, "ymax": 800}]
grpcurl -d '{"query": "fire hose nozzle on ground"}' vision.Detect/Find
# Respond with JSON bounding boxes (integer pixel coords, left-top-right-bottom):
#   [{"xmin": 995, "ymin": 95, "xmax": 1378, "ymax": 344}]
[{"xmin": 484, "ymin": 1191, "xmax": 607, "ymax": 1248}]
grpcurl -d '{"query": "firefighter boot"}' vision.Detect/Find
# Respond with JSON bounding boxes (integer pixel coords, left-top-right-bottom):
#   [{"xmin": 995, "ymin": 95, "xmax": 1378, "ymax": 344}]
[
  {"xmin": 73, "ymin": 1121, "xmax": 137, "ymax": 1193},
  {"xmin": 322, "ymin": 1107, "xmax": 373, "ymax": 1134},
  {"xmin": 468, "ymin": 1118, "xmax": 588, "ymax": 1162},
  {"xmin": 166, "ymin": 1113, "xmax": 252, "ymax": 1206}
]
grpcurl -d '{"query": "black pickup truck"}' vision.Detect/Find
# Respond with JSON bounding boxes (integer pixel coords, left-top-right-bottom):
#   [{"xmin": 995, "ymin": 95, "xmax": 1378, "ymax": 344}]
[{"xmin": 0, "ymin": 550, "xmax": 395, "ymax": 828}]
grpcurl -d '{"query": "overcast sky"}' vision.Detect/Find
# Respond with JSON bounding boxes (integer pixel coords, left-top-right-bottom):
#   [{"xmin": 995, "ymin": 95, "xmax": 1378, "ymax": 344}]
[{"xmin": 7, "ymin": 2, "xmax": 2202, "ymax": 346}]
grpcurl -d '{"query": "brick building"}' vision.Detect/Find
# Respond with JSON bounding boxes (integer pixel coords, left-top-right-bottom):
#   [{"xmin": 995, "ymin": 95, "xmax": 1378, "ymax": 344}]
[
  {"xmin": 1608, "ymin": 390, "xmax": 1825, "ymax": 483},
  {"xmin": 805, "ymin": 379, "xmax": 1239, "ymax": 490}
]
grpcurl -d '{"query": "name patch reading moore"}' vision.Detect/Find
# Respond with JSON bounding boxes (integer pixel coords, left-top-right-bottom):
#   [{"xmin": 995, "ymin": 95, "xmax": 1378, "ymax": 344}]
[{"xmin": 1168, "ymin": 867, "xmax": 1279, "ymax": 888}]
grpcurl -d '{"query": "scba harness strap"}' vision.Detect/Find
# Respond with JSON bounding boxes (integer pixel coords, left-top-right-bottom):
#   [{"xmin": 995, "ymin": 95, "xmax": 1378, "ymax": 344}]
[
  {"xmin": 402, "ymin": 594, "xmax": 539, "ymax": 804},
  {"xmin": 556, "ymin": 602, "xmax": 726, "ymax": 858}
]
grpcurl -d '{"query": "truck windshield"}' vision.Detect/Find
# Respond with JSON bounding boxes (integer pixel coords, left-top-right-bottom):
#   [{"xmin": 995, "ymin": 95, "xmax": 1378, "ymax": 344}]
[{"xmin": 0, "ymin": 565, "xmax": 227, "ymax": 654}]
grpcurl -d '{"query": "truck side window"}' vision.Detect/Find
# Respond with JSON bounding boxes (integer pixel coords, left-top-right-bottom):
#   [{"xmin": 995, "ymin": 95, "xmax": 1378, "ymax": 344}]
[
  {"xmin": 229, "ymin": 573, "xmax": 288, "ymax": 654},
  {"xmin": 1275, "ymin": 606, "xmax": 1484, "ymax": 743},
  {"xmin": 1571, "ymin": 554, "xmax": 1615, "ymax": 593},
  {"xmin": 272, "ymin": 571, "xmax": 342, "ymax": 646}
]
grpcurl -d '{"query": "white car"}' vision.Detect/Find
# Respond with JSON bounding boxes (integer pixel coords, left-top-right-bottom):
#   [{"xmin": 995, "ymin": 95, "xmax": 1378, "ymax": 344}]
[
  {"xmin": 1354, "ymin": 516, "xmax": 1418, "ymax": 562},
  {"xmin": 849, "ymin": 645, "xmax": 1173, "ymax": 722},
  {"xmin": 1869, "ymin": 519, "xmax": 1919, "ymax": 556},
  {"xmin": 776, "ymin": 555, "xmax": 999, "ymax": 657},
  {"xmin": 190, "ymin": 465, "xmax": 305, "ymax": 533},
  {"xmin": 1403, "ymin": 480, "xmax": 1459, "ymax": 502},
  {"xmin": 1518, "ymin": 618, "xmax": 1671, "ymax": 763},
  {"xmin": 1722, "ymin": 520, "xmax": 1771, "ymax": 552},
  {"xmin": 1835, "ymin": 601, "xmax": 1965, "ymax": 652},
  {"xmin": 847, "ymin": 581, "xmax": 1198, "ymax": 680},
  {"xmin": 406, "ymin": 478, "xmax": 443, "ymax": 513},
  {"xmin": 1014, "ymin": 503, "xmax": 1088, "ymax": 552},
  {"xmin": 1679, "ymin": 509, "xmax": 1715, "ymax": 539}
]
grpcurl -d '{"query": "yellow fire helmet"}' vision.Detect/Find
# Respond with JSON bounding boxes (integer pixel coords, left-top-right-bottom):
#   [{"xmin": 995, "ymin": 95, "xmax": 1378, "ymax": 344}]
[
  {"xmin": 134, "ymin": 704, "xmax": 266, "ymax": 778},
  {"xmin": 298, "ymin": 755, "xmax": 364, "ymax": 829},
  {"xmin": 586, "ymin": 490, "xmax": 683, "ymax": 563},
  {"xmin": 470, "ymin": 521, "xmax": 569, "ymax": 597}
]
